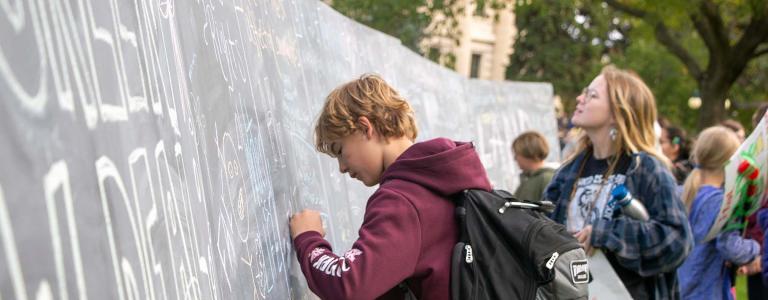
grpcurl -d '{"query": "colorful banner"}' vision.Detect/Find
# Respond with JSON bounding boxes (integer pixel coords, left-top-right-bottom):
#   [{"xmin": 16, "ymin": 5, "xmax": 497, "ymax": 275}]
[{"xmin": 705, "ymin": 114, "xmax": 768, "ymax": 241}]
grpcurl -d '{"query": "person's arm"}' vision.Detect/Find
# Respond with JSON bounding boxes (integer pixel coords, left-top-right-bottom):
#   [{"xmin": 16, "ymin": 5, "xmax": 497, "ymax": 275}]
[
  {"xmin": 711, "ymin": 192, "xmax": 760, "ymax": 265},
  {"xmin": 543, "ymin": 169, "xmax": 563, "ymax": 202},
  {"xmin": 591, "ymin": 156, "xmax": 693, "ymax": 276},
  {"xmin": 292, "ymin": 188, "xmax": 421, "ymax": 299},
  {"xmin": 688, "ymin": 189, "xmax": 760, "ymax": 273},
  {"xmin": 715, "ymin": 230, "xmax": 759, "ymax": 265},
  {"xmin": 543, "ymin": 167, "xmax": 567, "ymax": 221}
]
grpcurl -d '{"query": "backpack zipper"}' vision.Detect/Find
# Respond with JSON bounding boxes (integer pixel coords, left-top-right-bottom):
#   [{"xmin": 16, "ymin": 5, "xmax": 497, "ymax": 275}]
[
  {"xmin": 545, "ymin": 252, "xmax": 559, "ymax": 270},
  {"xmin": 464, "ymin": 244, "xmax": 474, "ymax": 263}
]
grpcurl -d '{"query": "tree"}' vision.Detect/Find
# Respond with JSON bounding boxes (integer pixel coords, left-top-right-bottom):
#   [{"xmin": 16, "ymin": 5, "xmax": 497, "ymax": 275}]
[
  {"xmin": 329, "ymin": 1, "xmax": 462, "ymax": 55},
  {"xmin": 604, "ymin": 0, "xmax": 768, "ymax": 129},
  {"xmin": 329, "ymin": 1, "xmax": 509, "ymax": 66},
  {"xmin": 609, "ymin": 21, "xmax": 699, "ymax": 130},
  {"xmin": 730, "ymin": 54, "xmax": 768, "ymax": 130},
  {"xmin": 329, "ymin": 0, "xmax": 768, "ymax": 131},
  {"xmin": 506, "ymin": 0, "xmax": 630, "ymax": 109}
]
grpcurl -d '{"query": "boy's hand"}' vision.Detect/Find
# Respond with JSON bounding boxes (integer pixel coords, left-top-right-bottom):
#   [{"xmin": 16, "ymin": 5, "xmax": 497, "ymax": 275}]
[{"xmin": 290, "ymin": 209, "xmax": 325, "ymax": 239}]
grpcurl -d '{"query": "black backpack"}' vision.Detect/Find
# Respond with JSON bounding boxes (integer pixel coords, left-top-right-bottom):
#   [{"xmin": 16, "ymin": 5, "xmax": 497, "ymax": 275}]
[{"xmin": 450, "ymin": 189, "xmax": 589, "ymax": 300}]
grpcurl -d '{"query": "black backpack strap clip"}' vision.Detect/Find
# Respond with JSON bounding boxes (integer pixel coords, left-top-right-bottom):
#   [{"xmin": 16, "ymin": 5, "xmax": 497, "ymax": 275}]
[{"xmin": 492, "ymin": 189, "xmax": 556, "ymax": 214}]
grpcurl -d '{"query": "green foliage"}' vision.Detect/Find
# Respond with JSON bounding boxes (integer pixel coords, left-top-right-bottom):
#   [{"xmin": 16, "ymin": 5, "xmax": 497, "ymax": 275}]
[
  {"xmin": 506, "ymin": 0, "xmax": 629, "ymax": 111},
  {"xmin": 608, "ymin": 18, "xmax": 700, "ymax": 130},
  {"xmin": 330, "ymin": 0, "xmax": 435, "ymax": 52},
  {"xmin": 329, "ymin": 0, "xmax": 463, "ymax": 55},
  {"xmin": 330, "ymin": 0, "xmax": 506, "ymax": 65},
  {"xmin": 509, "ymin": 0, "xmax": 768, "ymax": 133},
  {"xmin": 611, "ymin": 34, "xmax": 699, "ymax": 130},
  {"xmin": 730, "ymin": 55, "xmax": 768, "ymax": 130},
  {"xmin": 603, "ymin": 0, "xmax": 768, "ymax": 130},
  {"xmin": 329, "ymin": 0, "xmax": 767, "ymax": 132}
]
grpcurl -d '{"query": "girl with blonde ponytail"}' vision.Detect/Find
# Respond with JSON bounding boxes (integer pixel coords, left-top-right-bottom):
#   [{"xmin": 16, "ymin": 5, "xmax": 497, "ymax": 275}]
[
  {"xmin": 677, "ymin": 126, "xmax": 760, "ymax": 300},
  {"xmin": 544, "ymin": 66, "xmax": 693, "ymax": 299},
  {"xmin": 680, "ymin": 127, "xmax": 740, "ymax": 209}
]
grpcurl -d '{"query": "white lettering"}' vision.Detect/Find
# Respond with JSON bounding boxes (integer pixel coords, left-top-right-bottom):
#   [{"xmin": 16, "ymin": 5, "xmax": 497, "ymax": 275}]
[
  {"xmin": 0, "ymin": 184, "xmax": 29, "ymax": 300},
  {"xmin": 44, "ymin": 161, "xmax": 88, "ymax": 300}
]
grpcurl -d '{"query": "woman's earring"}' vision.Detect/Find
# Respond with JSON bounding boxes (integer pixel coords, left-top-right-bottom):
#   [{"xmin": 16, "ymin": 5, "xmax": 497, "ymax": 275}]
[{"xmin": 609, "ymin": 127, "xmax": 618, "ymax": 141}]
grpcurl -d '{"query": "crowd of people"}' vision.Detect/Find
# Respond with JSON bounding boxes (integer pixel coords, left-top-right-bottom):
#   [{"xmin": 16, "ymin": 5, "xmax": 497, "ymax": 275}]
[
  {"xmin": 288, "ymin": 67, "xmax": 768, "ymax": 300},
  {"xmin": 517, "ymin": 68, "xmax": 768, "ymax": 299}
]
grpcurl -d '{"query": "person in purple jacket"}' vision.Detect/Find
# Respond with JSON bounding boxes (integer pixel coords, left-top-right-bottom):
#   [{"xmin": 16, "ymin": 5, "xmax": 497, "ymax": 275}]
[
  {"xmin": 289, "ymin": 74, "xmax": 492, "ymax": 299},
  {"xmin": 677, "ymin": 126, "xmax": 761, "ymax": 300},
  {"xmin": 753, "ymin": 106, "xmax": 768, "ymax": 290},
  {"xmin": 759, "ymin": 208, "xmax": 768, "ymax": 285}
]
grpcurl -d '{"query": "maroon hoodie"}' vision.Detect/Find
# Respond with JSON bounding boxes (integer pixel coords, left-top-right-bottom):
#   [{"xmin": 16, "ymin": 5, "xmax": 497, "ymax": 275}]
[{"xmin": 294, "ymin": 138, "xmax": 491, "ymax": 299}]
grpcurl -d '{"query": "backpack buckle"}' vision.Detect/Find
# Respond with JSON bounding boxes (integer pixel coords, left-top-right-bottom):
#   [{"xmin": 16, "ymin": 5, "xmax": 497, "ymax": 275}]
[{"xmin": 498, "ymin": 201, "xmax": 540, "ymax": 214}]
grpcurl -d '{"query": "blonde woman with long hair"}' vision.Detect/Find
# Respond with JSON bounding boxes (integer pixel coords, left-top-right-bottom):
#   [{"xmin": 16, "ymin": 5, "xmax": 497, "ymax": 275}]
[
  {"xmin": 544, "ymin": 66, "xmax": 693, "ymax": 299},
  {"xmin": 677, "ymin": 126, "xmax": 760, "ymax": 300}
]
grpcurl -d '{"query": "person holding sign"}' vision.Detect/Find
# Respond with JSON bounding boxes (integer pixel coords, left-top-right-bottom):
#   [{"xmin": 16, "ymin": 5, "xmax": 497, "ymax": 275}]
[
  {"xmin": 759, "ymin": 209, "xmax": 768, "ymax": 286},
  {"xmin": 677, "ymin": 126, "xmax": 760, "ymax": 300},
  {"xmin": 544, "ymin": 66, "xmax": 693, "ymax": 299},
  {"xmin": 744, "ymin": 104, "xmax": 768, "ymax": 299}
]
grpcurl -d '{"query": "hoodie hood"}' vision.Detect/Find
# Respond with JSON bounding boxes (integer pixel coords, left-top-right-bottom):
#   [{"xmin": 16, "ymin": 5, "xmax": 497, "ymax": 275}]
[{"xmin": 380, "ymin": 138, "xmax": 492, "ymax": 196}]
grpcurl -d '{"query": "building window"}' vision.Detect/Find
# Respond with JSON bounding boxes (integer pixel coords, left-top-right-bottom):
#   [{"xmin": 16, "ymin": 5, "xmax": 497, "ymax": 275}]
[
  {"xmin": 473, "ymin": 2, "xmax": 488, "ymax": 17},
  {"xmin": 470, "ymin": 53, "xmax": 482, "ymax": 78},
  {"xmin": 427, "ymin": 47, "xmax": 440, "ymax": 63}
]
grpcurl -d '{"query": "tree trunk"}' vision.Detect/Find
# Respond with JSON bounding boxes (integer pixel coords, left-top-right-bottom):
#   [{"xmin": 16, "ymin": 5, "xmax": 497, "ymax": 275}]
[{"xmin": 697, "ymin": 81, "xmax": 728, "ymax": 130}]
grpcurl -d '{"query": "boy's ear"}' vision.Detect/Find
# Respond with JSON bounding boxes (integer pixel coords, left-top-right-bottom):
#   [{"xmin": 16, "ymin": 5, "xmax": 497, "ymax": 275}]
[{"xmin": 357, "ymin": 116, "xmax": 374, "ymax": 139}]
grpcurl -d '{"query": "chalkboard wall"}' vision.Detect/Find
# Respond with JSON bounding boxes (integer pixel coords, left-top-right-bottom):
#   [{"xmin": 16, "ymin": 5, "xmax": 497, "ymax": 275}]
[{"xmin": 0, "ymin": 1, "xmax": 556, "ymax": 299}]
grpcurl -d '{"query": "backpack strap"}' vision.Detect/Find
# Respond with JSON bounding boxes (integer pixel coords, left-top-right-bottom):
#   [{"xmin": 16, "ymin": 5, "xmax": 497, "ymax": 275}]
[
  {"xmin": 493, "ymin": 189, "xmax": 556, "ymax": 214},
  {"xmin": 453, "ymin": 190, "xmax": 470, "ymax": 243},
  {"xmin": 397, "ymin": 282, "xmax": 417, "ymax": 300}
]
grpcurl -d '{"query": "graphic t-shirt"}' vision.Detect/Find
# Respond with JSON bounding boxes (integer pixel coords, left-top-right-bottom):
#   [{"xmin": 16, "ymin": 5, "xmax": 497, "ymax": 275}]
[
  {"xmin": 566, "ymin": 153, "xmax": 632, "ymax": 233},
  {"xmin": 567, "ymin": 153, "xmax": 656, "ymax": 298}
]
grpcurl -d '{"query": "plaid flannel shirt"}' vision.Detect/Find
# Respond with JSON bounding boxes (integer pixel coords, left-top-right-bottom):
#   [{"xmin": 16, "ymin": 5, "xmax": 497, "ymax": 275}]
[{"xmin": 545, "ymin": 151, "xmax": 694, "ymax": 299}]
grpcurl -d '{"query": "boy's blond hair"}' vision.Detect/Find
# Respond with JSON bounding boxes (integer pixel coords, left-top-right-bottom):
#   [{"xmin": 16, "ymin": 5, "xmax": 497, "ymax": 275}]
[
  {"xmin": 314, "ymin": 74, "xmax": 418, "ymax": 155},
  {"xmin": 512, "ymin": 131, "xmax": 549, "ymax": 161}
]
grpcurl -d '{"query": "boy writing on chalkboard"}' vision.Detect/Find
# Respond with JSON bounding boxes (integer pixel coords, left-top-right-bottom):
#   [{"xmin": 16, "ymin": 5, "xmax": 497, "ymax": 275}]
[{"xmin": 289, "ymin": 74, "xmax": 491, "ymax": 299}]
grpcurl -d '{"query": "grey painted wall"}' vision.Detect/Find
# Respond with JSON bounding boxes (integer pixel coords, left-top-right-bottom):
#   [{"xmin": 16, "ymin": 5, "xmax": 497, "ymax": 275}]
[{"xmin": 0, "ymin": 1, "xmax": 556, "ymax": 299}]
